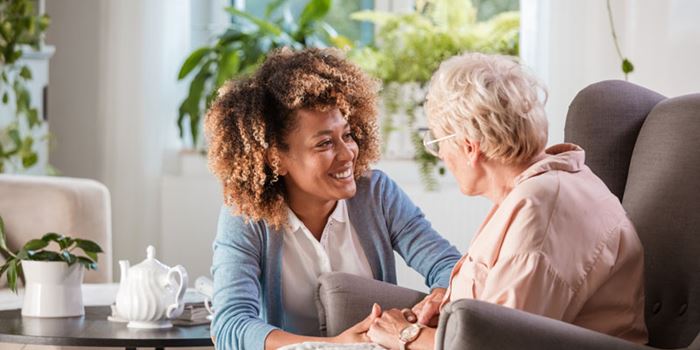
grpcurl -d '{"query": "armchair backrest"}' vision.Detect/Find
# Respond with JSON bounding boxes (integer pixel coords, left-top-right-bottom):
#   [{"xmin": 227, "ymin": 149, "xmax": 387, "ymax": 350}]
[
  {"xmin": 566, "ymin": 80, "xmax": 700, "ymax": 348},
  {"xmin": 0, "ymin": 175, "xmax": 113, "ymax": 286}
]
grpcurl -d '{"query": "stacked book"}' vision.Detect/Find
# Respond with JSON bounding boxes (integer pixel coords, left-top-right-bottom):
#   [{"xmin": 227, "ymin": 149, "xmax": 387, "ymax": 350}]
[
  {"xmin": 172, "ymin": 289, "xmax": 213, "ymax": 326},
  {"xmin": 173, "ymin": 301, "xmax": 212, "ymax": 326}
]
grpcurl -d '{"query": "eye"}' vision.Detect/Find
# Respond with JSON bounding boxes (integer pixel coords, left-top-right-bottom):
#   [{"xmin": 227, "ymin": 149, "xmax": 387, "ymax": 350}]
[
  {"xmin": 343, "ymin": 132, "xmax": 354, "ymax": 141},
  {"xmin": 316, "ymin": 139, "xmax": 333, "ymax": 148}
]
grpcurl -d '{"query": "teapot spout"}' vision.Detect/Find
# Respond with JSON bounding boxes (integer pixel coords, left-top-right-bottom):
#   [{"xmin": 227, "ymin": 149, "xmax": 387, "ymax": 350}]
[{"xmin": 118, "ymin": 260, "xmax": 130, "ymax": 287}]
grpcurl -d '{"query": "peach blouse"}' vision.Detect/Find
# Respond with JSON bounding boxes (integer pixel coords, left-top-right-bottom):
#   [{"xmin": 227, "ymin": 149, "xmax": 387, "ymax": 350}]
[{"xmin": 442, "ymin": 143, "xmax": 648, "ymax": 344}]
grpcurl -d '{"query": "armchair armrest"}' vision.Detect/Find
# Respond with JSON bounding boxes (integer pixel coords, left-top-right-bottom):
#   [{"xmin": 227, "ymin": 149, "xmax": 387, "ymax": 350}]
[
  {"xmin": 436, "ymin": 299, "xmax": 649, "ymax": 350},
  {"xmin": 316, "ymin": 272, "xmax": 426, "ymax": 337}
]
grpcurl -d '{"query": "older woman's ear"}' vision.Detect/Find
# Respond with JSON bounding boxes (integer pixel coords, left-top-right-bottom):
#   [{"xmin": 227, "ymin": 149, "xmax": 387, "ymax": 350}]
[{"xmin": 458, "ymin": 139, "xmax": 481, "ymax": 167}]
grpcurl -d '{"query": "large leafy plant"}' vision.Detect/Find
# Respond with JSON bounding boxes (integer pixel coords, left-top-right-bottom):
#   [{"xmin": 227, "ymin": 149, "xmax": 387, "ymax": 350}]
[
  {"xmin": 0, "ymin": 215, "xmax": 103, "ymax": 293},
  {"xmin": 177, "ymin": 0, "xmax": 350, "ymax": 150},
  {"xmin": 349, "ymin": 0, "xmax": 519, "ymax": 189},
  {"xmin": 0, "ymin": 0, "xmax": 50, "ymax": 173}
]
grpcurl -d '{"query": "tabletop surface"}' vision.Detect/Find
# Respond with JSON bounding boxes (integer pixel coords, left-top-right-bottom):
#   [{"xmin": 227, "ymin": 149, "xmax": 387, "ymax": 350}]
[{"xmin": 0, "ymin": 306, "xmax": 213, "ymax": 347}]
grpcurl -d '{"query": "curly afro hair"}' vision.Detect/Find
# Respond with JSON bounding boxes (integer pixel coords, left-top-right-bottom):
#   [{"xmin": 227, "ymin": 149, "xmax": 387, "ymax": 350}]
[{"xmin": 205, "ymin": 47, "xmax": 381, "ymax": 228}]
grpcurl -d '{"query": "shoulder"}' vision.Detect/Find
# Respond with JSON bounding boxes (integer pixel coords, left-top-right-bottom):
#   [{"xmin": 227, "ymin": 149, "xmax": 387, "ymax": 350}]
[
  {"xmin": 215, "ymin": 205, "xmax": 269, "ymax": 248},
  {"xmin": 510, "ymin": 171, "xmax": 562, "ymax": 208}
]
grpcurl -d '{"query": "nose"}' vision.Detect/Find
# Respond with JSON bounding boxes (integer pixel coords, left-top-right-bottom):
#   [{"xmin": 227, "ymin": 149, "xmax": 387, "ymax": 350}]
[{"xmin": 337, "ymin": 139, "xmax": 356, "ymax": 162}]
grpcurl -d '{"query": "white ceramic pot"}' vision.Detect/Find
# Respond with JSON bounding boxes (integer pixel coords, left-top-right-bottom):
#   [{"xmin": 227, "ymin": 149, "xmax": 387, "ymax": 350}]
[{"xmin": 21, "ymin": 261, "xmax": 85, "ymax": 318}]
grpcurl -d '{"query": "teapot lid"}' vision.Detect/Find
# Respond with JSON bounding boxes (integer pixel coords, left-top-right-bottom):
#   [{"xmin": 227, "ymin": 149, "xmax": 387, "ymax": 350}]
[{"xmin": 131, "ymin": 245, "xmax": 169, "ymax": 272}]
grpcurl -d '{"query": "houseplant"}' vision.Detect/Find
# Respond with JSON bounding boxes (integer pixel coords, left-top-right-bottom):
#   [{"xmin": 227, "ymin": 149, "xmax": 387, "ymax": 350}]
[
  {"xmin": 177, "ymin": 0, "xmax": 351, "ymax": 151},
  {"xmin": 0, "ymin": 0, "xmax": 51, "ymax": 173},
  {"xmin": 349, "ymin": 0, "xmax": 519, "ymax": 189},
  {"xmin": 0, "ymin": 215, "xmax": 103, "ymax": 317}
]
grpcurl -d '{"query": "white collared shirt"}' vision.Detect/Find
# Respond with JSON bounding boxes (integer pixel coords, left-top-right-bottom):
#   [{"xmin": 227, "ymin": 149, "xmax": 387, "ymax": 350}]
[{"xmin": 281, "ymin": 199, "xmax": 373, "ymax": 335}]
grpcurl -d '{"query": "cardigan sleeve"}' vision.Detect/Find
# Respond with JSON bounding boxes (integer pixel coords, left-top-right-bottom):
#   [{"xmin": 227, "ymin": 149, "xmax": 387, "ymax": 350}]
[
  {"xmin": 375, "ymin": 170, "xmax": 462, "ymax": 289},
  {"xmin": 210, "ymin": 206, "xmax": 277, "ymax": 350}
]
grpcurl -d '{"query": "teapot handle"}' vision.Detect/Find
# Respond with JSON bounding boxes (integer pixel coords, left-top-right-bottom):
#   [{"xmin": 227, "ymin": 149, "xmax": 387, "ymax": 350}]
[{"xmin": 165, "ymin": 265, "xmax": 188, "ymax": 319}]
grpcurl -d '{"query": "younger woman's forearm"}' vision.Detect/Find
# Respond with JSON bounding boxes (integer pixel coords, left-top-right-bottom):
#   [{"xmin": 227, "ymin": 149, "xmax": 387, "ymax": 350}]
[{"xmin": 264, "ymin": 329, "xmax": 331, "ymax": 350}]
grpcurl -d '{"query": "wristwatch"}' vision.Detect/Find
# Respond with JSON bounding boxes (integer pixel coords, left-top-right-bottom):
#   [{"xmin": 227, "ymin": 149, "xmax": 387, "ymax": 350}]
[{"xmin": 399, "ymin": 323, "xmax": 424, "ymax": 350}]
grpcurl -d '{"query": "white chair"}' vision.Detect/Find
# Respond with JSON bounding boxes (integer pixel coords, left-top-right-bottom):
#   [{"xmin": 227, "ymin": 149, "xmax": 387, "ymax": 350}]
[{"xmin": 0, "ymin": 175, "xmax": 114, "ymax": 350}]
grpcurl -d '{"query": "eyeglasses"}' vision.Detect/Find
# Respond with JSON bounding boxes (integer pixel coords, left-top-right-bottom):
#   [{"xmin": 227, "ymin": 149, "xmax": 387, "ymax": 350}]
[{"xmin": 422, "ymin": 130, "xmax": 457, "ymax": 157}]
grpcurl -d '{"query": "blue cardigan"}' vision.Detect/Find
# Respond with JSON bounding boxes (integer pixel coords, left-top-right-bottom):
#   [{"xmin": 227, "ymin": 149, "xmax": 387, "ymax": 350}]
[{"xmin": 211, "ymin": 170, "xmax": 462, "ymax": 350}]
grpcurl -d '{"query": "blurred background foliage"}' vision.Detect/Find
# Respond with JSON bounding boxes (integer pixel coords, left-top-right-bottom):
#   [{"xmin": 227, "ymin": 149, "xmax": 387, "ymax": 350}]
[
  {"xmin": 349, "ymin": 0, "xmax": 519, "ymax": 189},
  {"xmin": 178, "ymin": 0, "xmax": 519, "ymax": 189},
  {"xmin": 0, "ymin": 0, "xmax": 51, "ymax": 173}
]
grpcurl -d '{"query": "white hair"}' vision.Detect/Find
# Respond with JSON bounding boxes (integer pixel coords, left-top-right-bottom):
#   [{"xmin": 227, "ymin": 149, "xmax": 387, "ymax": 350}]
[{"xmin": 425, "ymin": 52, "xmax": 548, "ymax": 164}]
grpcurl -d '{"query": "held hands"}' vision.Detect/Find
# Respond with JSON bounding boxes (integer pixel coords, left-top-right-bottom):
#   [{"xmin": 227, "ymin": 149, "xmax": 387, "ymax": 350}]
[
  {"xmin": 366, "ymin": 308, "xmax": 413, "ymax": 350},
  {"xmin": 409, "ymin": 287, "xmax": 446, "ymax": 326},
  {"xmin": 332, "ymin": 303, "xmax": 382, "ymax": 343}
]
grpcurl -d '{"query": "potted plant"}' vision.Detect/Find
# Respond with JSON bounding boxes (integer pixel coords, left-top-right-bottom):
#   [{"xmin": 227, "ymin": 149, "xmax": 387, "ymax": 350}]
[
  {"xmin": 0, "ymin": 215, "xmax": 103, "ymax": 317},
  {"xmin": 0, "ymin": 0, "xmax": 52, "ymax": 173},
  {"xmin": 349, "ymin": 0, "xmax": 519, "ymax": 189},
  {"xmin": 177, "ymin": 0, "xmax": 351, "ymax": 152}
]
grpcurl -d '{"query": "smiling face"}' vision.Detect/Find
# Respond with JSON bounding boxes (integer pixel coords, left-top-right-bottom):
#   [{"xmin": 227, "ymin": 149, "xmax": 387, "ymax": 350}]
[{"xmin": 278, "ymin": 108, "xmax": 359, "ymax": 210}]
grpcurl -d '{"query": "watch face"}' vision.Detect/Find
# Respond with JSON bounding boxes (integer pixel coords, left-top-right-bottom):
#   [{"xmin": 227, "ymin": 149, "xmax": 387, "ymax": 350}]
[{"xmin": 400, "ymin": 324, "xmax": 421, "ymax": 342}]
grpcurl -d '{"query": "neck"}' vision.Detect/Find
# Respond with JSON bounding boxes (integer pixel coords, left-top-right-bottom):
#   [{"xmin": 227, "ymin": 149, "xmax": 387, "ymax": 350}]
[
  {"xmin": 481, "ymin": 152, "xmax": 547, "ymax": 204},
  {"xmin": 287, "ymin": 196, "xmax": 337, "ymax": 240}
]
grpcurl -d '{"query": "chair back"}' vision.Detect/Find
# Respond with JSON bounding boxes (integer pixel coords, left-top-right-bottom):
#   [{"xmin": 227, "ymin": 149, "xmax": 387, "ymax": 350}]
[
  {"xmin": 0, "ymin": 175, "xmax": 113, "ymax": 286},
  {"xmin": 565, "ymin": 80, "xmax": 665, "ymax": 200},
  {"xmin": 566, "ymin": 80, "xmax": 700, "ymax": 348}
]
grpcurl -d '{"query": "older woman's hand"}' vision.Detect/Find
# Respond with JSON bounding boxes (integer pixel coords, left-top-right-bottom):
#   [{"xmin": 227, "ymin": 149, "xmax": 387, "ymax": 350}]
[
  {"xmin": 367, "ymin": 308, "xmax": 412, "ymax": 350},
  {"xmin": 409, "ymin": 287, "xmax": 445, "ymax": 326},
  {"xmin": 332, "ymin": 303, "xmax": 382, "ymax": 344}
]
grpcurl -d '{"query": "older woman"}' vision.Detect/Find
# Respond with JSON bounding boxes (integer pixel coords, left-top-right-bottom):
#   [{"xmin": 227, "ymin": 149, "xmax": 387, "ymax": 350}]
[
  {"xmin": 205, "ymin": 48, "xmax": 461, "ymax": 350},
  {"xmin": 366, "ymin": 53, "xmax": 648, "ymax": 350}
]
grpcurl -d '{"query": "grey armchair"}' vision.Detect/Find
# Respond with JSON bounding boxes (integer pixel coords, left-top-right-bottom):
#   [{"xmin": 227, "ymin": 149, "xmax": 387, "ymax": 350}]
[{"xmin": 316, "ymin": 80, "xmax": 700, "ymax": 349}]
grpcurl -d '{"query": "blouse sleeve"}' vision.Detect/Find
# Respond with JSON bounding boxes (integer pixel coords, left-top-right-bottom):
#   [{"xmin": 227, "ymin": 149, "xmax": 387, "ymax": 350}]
[{"xmin": 479, "ymin": 252, "xmax": 574, "ymax": 320}]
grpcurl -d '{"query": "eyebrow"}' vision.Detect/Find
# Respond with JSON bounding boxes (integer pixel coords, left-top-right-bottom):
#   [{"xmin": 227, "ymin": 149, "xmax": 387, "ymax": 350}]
[{"xmin": 312, "ymin": 123, "xmax": 350, "ymax": 138}]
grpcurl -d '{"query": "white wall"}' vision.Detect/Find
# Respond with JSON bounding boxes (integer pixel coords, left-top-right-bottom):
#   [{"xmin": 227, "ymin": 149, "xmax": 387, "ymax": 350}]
[
  {"xmin": 521, "ymin": 0, "xmax": 700, "ymax": 145},
  {"xmin": 46, "ymin": 0, "xmax": 190, "ymax": 276}
]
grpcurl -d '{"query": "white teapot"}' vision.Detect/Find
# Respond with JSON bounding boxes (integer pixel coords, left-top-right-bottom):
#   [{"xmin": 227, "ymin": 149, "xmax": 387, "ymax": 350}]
[{"xmin": 115, "ymin": 245, "xmax": 188, "ymax": 329}]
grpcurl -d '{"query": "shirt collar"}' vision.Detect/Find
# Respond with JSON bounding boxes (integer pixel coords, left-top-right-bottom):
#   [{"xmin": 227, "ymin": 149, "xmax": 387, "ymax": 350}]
[
  {"xmin": 513, "ymin": 143, "xmax": 586, "ymax": 186},
  {"xmin": 286, "ymin": 199, "xmax": 348, "ymax": 233}
]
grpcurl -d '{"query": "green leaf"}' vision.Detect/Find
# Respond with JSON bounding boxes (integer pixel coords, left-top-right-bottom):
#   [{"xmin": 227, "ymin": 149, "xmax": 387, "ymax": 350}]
[
  {"xmin": 28, "ymin": 250, "xmax": 61, "ymax": 261},
  {"xmin": 27, "ymin": 108, "xmax": 40, "ymax": 128},
  {"xmin": 0, "ymin": 262, "xmax": 10, "ymax": 280},
  {"xmin": 77, "ymin": 256, "xmax": 97, "ymax": 270},
  {"xmin": 178, "ymin": 60, "xmax": 212, "ymax": 147},
  {"xmin": 264, "ymin": 0, "xmax": 286, "ymax": 18},
  {"xmin": 7, "ymin": 260, "xmax": 18, "ymax": 293},
  {"xmin": 299, "ymin": 0, "xmax": 331, "ymax": 30},
  {"xmin": 226, "ymin": 7, "xmax": 282, "ymax": 36},
  {"xmin": 21, "ymin": 152, "xmax": 38, "ymax": 168},
  {"xmin": 57, "ymin": 236, "xmax": 74, "ymax": 250},
  {"xmin": 2, "ymin": 92, "xmax": 7, "ymax": 104},
  {"xmin": 0, "ymin": 216, "xmax": 12, "ymax": 256},
  {"xmin": 85, "ymin": 251, "xmax": 98, "ymax": 262},
  {"xmin": 215, "ymin": 50, "xmax": 240, "ymax": 87},
  {"xmin": 19, "ymin": 66, "xmax": 32, "ymax": 80},
  {"xmin": 178, "ymin": 47, "xmax": 211, "ymax": 80},
  {"xmin": 41, "ymin": 232, "xmax": 62, "ymax": 242},
  {"xmin": 622, "ymin": 58, "xmax": 634, "ymax": 74},
  {"xmin": 74, "ymin": 239, "xmax": 103, "ymax": 254},
  {"xmin": 23, "ymin": 239, "xmax": 49, "ymax": 251}
]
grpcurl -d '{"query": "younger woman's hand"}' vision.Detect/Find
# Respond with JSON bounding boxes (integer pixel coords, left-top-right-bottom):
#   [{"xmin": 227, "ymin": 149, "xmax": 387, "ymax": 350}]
[{"xmin": 332, "ymin": 303, "xmax": 382, "ymax": 343}]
